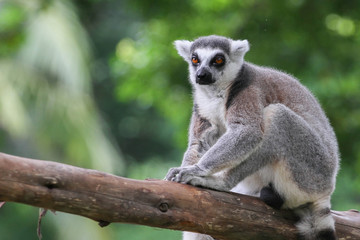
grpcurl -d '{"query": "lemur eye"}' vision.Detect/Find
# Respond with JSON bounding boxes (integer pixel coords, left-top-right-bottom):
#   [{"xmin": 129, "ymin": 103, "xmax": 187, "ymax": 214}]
[
  {"xmin": 215, "ymin": 57, "xmax": 224, "ymax": 64},
  {"xmin": 191, "ymin": 56, "xmax": 199, "ymax": 65},
  {"xmin": 213, "ymin": 56, "xmax": 225, "ymax": 65}
]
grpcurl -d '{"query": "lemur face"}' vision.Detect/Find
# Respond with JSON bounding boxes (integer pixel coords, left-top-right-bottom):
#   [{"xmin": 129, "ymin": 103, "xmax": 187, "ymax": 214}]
[
  {"xmin": 189, "ymin": 48, "xmax": 228, "ymax": 85},
  {"xmin": 174, "ymin": 35, "xmax": 250, "ymax": 87}
]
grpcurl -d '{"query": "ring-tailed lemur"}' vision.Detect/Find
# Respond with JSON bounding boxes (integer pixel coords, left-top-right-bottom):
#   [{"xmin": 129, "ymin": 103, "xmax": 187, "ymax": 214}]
[{"xmin": 165, "ymin": 35, "xmax": 339, "ymax": 240}]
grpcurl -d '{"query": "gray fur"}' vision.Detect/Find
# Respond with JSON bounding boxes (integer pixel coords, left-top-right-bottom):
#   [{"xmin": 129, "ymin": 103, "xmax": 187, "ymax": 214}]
[
  {"xmin": 190, "ymin": 35, "xmax": 231, "ymax": 55},
  {"xmin": 166, "ymin": 35, "xmax": 339, "ymax": 240}
]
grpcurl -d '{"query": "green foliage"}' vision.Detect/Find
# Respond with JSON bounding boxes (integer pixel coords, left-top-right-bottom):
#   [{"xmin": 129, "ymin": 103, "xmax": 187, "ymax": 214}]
[
  {"xmin": 0, "ymin": 203, "xmax": 55, "ymax": 240},
  {"xmin": 0, "ymin": 2, "xmax": 25, "ymax": 56},
  {"xmin": 114, "ymin": 224, "xmax": 181, "ymax": 240},
  {"xmin": 113, "ymin": 36, "xmax": 192, "ymax": 147},
  {"xmin": 0, "ymin": 0, "xmax": 123, "ymax": 172},
  {"xmin": 0, "ymin": 0, "xmax": 123, "ymax": 239}
]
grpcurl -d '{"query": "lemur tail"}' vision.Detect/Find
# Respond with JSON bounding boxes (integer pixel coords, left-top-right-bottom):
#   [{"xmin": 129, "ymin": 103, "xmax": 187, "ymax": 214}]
[{"xmin": 295, "ymin": 198, "xmax": 336, "ymax": 240}]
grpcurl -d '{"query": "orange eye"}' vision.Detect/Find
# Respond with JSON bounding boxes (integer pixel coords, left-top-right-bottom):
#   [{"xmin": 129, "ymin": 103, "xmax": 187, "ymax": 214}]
[
  {"xmin": 192, "ymin": 56, "xmax": 199, "ymax": 64},
  {"xmin": 215, "ymin": 57, "xmax": 224, "ymax": 64}
]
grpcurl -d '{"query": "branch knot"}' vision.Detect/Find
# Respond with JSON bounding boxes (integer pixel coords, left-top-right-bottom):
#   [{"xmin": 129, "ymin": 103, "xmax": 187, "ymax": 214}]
[
  {"xmin": 43, "ymin": 177, "xmax": 59, "ymax": 189},
  {"xmin": 158, "ymin": 202, "xmax": 169, "ymax": 213}
]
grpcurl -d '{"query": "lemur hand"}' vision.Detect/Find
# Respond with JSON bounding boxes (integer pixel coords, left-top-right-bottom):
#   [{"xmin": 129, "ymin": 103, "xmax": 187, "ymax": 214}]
[{"xmin": 164, "ymin": 165, "xmax": 208, "ymax": 183}]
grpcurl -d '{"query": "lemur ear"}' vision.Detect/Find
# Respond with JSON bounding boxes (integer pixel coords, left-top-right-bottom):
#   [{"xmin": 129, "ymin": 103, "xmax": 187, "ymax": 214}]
[
  {"xmin": 230, "ymin": 39, "xmax": 250, "ymax": 60},
  {"xmin": 174, "ymin": 40, "xmax": 192, "ymax": 62}
]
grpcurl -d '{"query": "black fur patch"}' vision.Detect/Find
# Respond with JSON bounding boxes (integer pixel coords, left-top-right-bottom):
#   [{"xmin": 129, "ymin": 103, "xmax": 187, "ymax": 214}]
[
  {"xmin": 225, "ymin": 64, "xmax": 251, "ymax": 109},
  {"xmin": 296, "ymin": 232, "xmax": 306, "ymax": 240},
  {"xmin": 199, "ymin": 117, "xmax": 211, "ymax": 133},
  {"xmin": 316, "ymin": 228, "xmax": 336, "ymax": 240},
  {"xmin": 260, "ymin": 183, "xmax": 284, "ymax": 210}
]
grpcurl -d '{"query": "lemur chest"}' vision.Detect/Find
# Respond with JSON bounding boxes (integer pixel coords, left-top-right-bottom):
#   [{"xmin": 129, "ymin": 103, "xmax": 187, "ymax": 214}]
[{"xmin": 195, "ymin": 90, "xmax": 227, "ymax": 134}]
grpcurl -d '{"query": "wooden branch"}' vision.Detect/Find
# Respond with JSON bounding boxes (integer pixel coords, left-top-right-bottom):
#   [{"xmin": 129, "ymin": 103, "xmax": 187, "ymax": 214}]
[{"xmin": 0, "ymin": 152, "xmax": 359, "ymax": 240}]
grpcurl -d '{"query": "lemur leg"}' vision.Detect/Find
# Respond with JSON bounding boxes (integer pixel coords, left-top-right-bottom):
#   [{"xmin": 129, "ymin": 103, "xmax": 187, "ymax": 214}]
[
  {"xmin": 227, "ymin": 103, "xmax": 336, "ymax": 239},
  {"xmin": 258, "ymin": 104, "xmax": 335, "ymax": 206},
  {"xmin": 258, "ymin": 104, "xmax": 336, "ymax": 239}
]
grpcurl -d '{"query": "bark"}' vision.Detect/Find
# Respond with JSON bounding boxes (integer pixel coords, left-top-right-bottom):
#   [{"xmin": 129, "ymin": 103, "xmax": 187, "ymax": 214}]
[{"xmin": 0, "ymin": 152, "xmax": 359, "ymax": 239}]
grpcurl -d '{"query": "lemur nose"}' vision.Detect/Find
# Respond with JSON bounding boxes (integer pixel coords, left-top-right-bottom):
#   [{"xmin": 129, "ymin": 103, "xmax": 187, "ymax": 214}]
[
  {"xmin": 196, "ymin": 69, "xmax": 214, "ymax": 85},
  {"xmin": 197, "ymin": 71, "xmax": 208, "ymax": 79}
]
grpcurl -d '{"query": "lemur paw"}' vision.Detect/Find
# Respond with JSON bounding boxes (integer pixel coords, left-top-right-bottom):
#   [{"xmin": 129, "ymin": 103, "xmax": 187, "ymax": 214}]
[{"xmin": 164, "ymin": 165, "xmax": 207, "ymax": 184}]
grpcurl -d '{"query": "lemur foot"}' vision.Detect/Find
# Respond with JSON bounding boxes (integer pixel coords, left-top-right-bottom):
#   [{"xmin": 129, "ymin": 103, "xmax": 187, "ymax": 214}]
[{"xmin": 260, "ymin": 183, "xmax": 284, "ymax": 209}]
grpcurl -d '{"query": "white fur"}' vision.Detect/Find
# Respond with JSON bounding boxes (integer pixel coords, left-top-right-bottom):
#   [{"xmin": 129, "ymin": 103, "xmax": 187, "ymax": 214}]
[
  {"xmin": 230, "ymin": 40, "xmax": 249, "ymax": 60},
  {"xmin": 174, "ymin": 40, "xmax": 192, "ymax": 61},
  {"xmin": 195, "ymin": 86, "xmax": 227, "ymax": 128},
  {"xmin": 183, "ymin": 232, "xmax": 213, "ymax": 240},
  {"xmin": 231, "ymin": 175, "xmax": 262, "ymax": 197}
]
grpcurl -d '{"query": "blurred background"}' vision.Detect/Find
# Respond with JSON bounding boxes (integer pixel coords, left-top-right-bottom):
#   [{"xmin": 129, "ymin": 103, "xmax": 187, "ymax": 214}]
[{"xmin": 0, "ymin": 0, "xmax": 359, "ymax": 239}]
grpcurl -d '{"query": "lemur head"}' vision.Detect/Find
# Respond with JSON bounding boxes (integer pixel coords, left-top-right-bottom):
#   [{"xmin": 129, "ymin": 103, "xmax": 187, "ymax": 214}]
[{"xmin": 174, "ymin": 35, "xmax": 249, "ymax": 87}]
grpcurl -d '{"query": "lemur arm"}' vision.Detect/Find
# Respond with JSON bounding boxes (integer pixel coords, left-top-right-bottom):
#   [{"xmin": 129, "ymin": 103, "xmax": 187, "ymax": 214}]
[
  {"xmin": 197, "ymin": 124, "xmax": 263, "ymax": 174},
  {"xmin": 180, "ymin": 108, "xmax": 214, "ymax": 167},
  {"xmin": 168, "ymin": 125, "xmax": 263, "ymax": 183}
]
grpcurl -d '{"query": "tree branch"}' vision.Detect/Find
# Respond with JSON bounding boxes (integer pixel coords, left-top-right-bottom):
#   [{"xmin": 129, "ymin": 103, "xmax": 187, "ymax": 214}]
[{"xmin": 0, "ymin": 152, "xmax": 359, "ymax": 239}]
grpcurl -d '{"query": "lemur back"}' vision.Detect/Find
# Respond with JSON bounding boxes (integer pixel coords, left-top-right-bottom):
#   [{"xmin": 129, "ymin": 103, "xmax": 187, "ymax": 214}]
[{"xmin": 165, "ymin": 35, "xmax": 339, "ymax": 240}]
